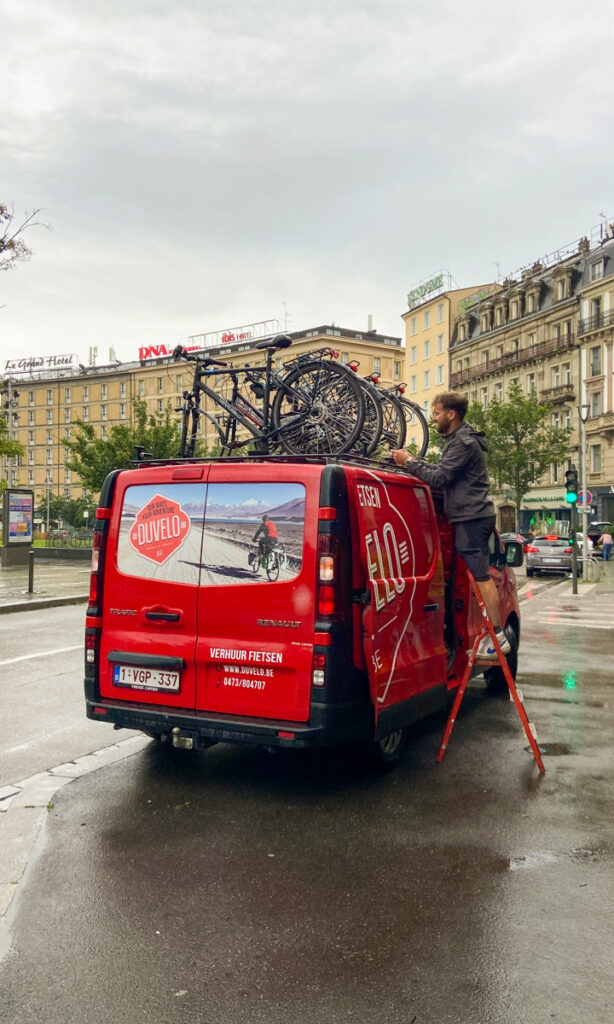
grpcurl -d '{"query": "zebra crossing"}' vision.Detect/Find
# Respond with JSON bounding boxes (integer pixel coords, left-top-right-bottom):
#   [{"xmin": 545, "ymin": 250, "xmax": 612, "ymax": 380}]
[{"xmin": 524, "ymin": 581, "xmax": 614, "ymax": 631}]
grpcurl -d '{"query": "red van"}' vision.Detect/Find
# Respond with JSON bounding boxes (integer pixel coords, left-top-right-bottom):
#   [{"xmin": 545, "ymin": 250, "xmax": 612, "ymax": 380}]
[{"xmin": 85, "ymin": 458, "xmax": 522, "ymax": 764}]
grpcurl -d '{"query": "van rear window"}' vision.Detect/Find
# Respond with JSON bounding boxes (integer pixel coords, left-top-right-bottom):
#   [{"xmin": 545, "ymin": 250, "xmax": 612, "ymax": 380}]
[{"xmin": 117, "ymin": 481, "xmax": 305, "ymax": 586}]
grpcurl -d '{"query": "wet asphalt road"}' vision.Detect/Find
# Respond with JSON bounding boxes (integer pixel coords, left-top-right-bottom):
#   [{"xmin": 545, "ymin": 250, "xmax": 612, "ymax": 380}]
[{"xmin": 1, "ymin": 583, "xmax": 614, "ymax": 1024}]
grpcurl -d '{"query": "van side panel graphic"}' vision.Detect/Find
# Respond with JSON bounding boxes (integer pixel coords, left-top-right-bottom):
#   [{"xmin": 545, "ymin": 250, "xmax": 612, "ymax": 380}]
[{"xmin": 350, "ymin": 468, "xmax": 447, "ymax": 720}]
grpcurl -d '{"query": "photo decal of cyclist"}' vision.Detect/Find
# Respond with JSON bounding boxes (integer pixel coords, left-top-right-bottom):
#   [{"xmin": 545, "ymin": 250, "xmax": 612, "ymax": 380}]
[{"xmin": 117, "ymin": 481, "xmax": 305, "ymax": 586}]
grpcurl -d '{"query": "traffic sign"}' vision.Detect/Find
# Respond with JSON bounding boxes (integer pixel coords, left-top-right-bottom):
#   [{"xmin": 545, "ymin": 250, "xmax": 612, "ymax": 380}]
[{"xmin": 577, "ymin": 489, "xmax": 592, "ymax": 506}]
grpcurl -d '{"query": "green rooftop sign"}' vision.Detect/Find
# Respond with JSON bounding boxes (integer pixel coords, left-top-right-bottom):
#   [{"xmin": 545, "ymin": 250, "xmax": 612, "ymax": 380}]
[{"xmin": 407, "ymin": 274, "xmax": 444, "ymax": 308}]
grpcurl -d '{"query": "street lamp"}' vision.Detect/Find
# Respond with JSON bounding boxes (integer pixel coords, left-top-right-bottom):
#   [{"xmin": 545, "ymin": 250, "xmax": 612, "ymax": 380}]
[{"xmin": 578, "ymin": 403, "xmax": 590, "ymax": 576}]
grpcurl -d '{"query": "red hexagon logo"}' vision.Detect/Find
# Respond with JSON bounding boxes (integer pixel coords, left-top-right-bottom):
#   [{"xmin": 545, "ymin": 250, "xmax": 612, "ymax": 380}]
[{"xmin": 129, "ymin": 493, "xmax": 191, "ymax": 565}]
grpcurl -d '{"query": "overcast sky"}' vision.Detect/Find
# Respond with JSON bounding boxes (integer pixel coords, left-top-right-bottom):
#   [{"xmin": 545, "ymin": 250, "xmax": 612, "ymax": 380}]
[{"xmin": 2, "ymin": 0, "xmax": 613, "ymax": 366}]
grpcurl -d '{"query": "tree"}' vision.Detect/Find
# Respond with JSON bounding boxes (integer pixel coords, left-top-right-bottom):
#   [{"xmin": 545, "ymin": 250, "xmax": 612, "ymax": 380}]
[
  {"xmin": 35, "ymin": 494, "xmax": 97, "ymax": 530},
  {"xmin": 64, "ymin": 397, "xmax": 183, "ymax": 495},
  {"xmin": 0, "ymin": 413, "xmax": 24, "ymax": 492},
  {"xmin": 0, "ymin": 203, "xmax": 45, "ymax": 272},
  {"xmin": 478, "ymin": 383, "xmax": 571, "ymax": 520}
]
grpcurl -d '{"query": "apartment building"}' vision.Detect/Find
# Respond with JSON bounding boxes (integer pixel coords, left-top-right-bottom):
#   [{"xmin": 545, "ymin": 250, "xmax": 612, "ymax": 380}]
[
  {"xmin": 401, "ymin": 272, "xmax": 499, "ymax": 447},
  {"xmin": 2, "ymin": 324, "xmax": 403, "ymax": 501},
  {"xmin": 449, "ymin": 231, "xmax": 614, "ymax": 529}
]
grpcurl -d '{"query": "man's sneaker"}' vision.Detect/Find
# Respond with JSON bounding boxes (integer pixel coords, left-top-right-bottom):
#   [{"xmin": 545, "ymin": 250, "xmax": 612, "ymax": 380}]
[{"xmin": 476, "ymin": 630, "xmax": 511, "ymax": 661}]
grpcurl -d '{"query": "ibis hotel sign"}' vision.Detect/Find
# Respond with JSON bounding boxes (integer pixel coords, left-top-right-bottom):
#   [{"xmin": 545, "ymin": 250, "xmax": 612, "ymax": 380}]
[
  {"xmin": 407, "ymin": 273, "xmax": 445, "ymax": 309},
  {"xmin": 138, "ymin": 319, "xmax": 282, "ymax": 361}
]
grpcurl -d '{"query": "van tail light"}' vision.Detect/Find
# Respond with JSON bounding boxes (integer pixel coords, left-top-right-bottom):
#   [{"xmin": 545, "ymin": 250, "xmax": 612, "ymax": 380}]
[
  {"xmin": 312, "ymin": 651, "xmax": 326, "ymax": 688},
  {"xmin": 88, "ymin": 508, "xmax": 110, "ymax": 614},
  {"xmin": 526, "ymin": 545, "xmax": 539, "ymax": 553},
  {"xmin": 317, "ymin": 533, "xmax": 341, "ymax": 618}
]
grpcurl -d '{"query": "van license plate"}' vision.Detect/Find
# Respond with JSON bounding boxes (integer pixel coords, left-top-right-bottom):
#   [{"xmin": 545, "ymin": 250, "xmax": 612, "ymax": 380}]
[{"xmin": 113, "ymin": 665, "xmax": 180, "ymax": 692}]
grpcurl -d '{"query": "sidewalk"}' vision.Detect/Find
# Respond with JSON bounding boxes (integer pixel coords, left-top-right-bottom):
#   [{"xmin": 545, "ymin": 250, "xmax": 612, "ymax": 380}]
[{"xmin": 0, "ymin": 560, "xmax": 90, "ymax": 614}]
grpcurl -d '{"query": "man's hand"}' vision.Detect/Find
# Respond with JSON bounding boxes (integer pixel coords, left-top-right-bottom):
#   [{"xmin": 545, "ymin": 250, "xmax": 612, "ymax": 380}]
[{"xmin": 391, "ymin": 449, "xmax": 414, "ymax": 467}]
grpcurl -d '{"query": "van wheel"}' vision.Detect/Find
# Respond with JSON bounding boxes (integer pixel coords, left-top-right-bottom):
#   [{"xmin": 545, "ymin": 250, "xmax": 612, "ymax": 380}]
[
  {"xmin": 371, "ymin": 728, "xmax": 408, "ymax": 768},
  {"xmin": 483, "ymin": 626, "xmax": 518, "ymax": 695}
]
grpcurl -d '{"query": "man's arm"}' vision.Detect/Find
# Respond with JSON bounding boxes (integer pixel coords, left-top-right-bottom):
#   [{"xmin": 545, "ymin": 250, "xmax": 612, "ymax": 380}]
[{"xmin": 393, "ymin": 436, "xmax": 472, "ymax": 488}]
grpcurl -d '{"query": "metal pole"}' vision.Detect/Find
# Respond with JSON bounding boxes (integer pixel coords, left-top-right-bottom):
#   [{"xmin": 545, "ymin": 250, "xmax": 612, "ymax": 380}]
[
  {"xmin": 570, "ymin": 500, "xmax": 578, "ymax": 595},
  {"xmin": 28, "ymin": 549, "xmax": 35, "ymax": 593},
  {"xmin": 580, "ymin": 414, "xmax": 588, "ymax": 578}
]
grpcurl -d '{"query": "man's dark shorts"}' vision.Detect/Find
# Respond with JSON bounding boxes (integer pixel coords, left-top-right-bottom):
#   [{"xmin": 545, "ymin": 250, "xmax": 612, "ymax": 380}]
[{"xmin": 454, "ymin": 516, "xmax": 496, "ymax": 582}]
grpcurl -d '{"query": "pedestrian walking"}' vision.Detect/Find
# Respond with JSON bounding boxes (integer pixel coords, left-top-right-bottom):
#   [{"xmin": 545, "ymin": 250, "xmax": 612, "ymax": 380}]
[{"xmin": 597, "ymin": 529, "xmax": 613, "ymax": 561}]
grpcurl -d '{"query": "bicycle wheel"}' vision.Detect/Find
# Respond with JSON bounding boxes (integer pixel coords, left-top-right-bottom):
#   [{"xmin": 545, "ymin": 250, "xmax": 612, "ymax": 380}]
[
  {"xmin": 398, "ymin": 398, "xmax": 429, "ymax": 458},
  {"xmin": 379, "ymin": 392, "xmax": 407, "ymax": 450},
  {"xmin": 266, "ymin": 550, "xmax": 281, "ymax": 582},
  {"xmin": 272, "ymin": 360, "xmax": 365, "ymax": 455},
  {"xmin": 348, "ymin": 386, "xmax": 384, "ymax": 456}
]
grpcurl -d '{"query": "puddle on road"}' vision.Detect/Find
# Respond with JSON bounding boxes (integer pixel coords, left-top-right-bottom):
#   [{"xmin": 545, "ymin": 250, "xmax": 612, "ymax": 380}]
[
  {"xmin": 526, "ymin": 742, "xmax": 575, "ymax": 756},
  {"xmin": 509, "ymin": 845, "xmax": 601, "ymax": 871}
]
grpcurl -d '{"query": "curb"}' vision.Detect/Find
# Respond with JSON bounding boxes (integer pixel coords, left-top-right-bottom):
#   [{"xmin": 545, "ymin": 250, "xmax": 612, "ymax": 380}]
[
  {"xmin": 0, "ymin": 594, "xmax": 89, "ymax": 615},
  {"xmin": 0, "ymin": 735, "xmax": 150, "ymax": 959}
]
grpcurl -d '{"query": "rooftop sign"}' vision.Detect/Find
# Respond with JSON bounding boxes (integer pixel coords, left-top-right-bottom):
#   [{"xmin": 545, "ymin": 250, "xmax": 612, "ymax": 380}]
[
  {"xmin": 4, "ymin": 354, "xmax": 80, "ymax": 377},
  {"xmin": 407, "ymin": 273, "xmax": 446, "ymax": 309}
]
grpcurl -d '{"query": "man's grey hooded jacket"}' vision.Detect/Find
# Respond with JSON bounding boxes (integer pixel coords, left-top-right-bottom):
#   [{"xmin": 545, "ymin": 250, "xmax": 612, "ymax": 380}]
[{"xmin": 404, "ymin": 421, "xmax": 494, "ymax": 524}]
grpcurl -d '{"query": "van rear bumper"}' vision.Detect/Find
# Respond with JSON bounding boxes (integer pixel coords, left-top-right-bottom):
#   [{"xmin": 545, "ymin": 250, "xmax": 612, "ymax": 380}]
[{"xmin": 85, "ymin": 696, "xmax": 373, "ymax": 749}]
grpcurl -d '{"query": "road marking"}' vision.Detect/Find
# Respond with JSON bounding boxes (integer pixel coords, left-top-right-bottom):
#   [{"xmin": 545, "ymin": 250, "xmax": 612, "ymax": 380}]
[{"xmin": 0, "ymin": 644, "xmax": 82, "ymax": 667}]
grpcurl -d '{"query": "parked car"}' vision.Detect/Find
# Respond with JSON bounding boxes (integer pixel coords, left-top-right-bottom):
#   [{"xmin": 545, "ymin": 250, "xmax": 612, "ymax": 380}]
[
  {"xmin": 588, "ymin": 521, "xmax": 612, "ymax": 545},
  {"xmin": 501, "ymin": 531, "xmax": 529, "ymax": 551},
  {"xmin": 525, "ymin": 534, "xmax": 584, "ymax": 577}
]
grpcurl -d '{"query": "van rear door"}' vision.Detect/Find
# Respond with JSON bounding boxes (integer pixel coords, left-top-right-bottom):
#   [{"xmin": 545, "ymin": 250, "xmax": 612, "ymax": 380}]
[
  {"xmin": 98, "ymin": 464, "xmax": 210, "ymax": 709},
  {"xmin": 193, "ymin": 463, "xmax": 321, "ymax": 723},
  {"xmin": 347, "ymin": 466, "xmax": 447, "ymax": 725}
]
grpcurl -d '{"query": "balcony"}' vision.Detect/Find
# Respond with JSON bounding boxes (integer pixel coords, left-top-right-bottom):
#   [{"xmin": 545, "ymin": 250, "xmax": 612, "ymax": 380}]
[
  {"xmin": 540, "ymin": 383, "xmax": 576, "ymax": 405},
  {"xmin": 450, "ymin": 333, "xmax": 576, "ymax": 388},
  {"xmin": 586, "ymin": 410, "xmax": 614, "ymax": 439},
  {"xmin": 578, "ymin": 308, "xmax": 614, "ymax": 335}
]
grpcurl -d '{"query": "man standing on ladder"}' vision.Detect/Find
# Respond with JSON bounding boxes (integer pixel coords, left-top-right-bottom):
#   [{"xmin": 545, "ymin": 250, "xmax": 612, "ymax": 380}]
[{"xmin": 391, "ymin": 391, "xmax": 510, "ymax": 663}]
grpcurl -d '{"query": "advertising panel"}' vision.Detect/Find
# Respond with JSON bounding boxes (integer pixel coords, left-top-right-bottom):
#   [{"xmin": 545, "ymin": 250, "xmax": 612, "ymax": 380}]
[{"xmin": 6, "ymin": 490, "xmax": 34, "ymax": 545}]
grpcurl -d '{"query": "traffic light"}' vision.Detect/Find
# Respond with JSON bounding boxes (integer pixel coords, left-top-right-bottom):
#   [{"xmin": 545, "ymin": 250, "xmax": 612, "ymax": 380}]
[{"xmin": 565, "ymin": 467, "xmax": 579, "ymax": 504}]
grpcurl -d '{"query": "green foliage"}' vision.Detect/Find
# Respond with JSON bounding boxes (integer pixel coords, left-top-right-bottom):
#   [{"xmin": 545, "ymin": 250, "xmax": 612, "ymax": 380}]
[
  {"xmin": 0, "ymin": 415, "xmax": 24, "ymax": 490},
  {"xmin": 35, "ymin": 493, "xmax": 97, "ymax": 529},
  {"xmin": 63, "ymin": 396, "xmax": 182, "ymax": 495},
  {"xmin": 479, "ymin": 382, "xmax": 571, "ymax": 514}
]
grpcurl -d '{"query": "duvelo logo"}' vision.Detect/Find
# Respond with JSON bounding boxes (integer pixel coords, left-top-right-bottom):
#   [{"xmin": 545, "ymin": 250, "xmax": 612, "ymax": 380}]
[{"xmin": 129, "ymin": 494, "xmax": 191, "ymax": 564}]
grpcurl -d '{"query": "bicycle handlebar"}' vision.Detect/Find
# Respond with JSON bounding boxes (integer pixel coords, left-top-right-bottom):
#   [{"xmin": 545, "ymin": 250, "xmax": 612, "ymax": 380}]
[{"xmin": 172, "ymin": 345, "xmax": 227, "ymax": 368}]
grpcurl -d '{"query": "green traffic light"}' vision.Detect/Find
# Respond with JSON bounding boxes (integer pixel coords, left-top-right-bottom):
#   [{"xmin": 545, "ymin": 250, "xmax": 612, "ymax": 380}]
[
  {"xmin": 565, "ymin": 491, "xmax": 578, "ymax": 504},
  {"xmin": 563, "ymin": 671, "xmax": 577, "ymax": 690}
]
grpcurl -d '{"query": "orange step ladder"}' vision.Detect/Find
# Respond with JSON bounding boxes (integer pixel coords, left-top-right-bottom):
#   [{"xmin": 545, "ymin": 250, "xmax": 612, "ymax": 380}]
[{"xmin": 437, "ymin": 571, "xmax": 545, "ymax": 775}]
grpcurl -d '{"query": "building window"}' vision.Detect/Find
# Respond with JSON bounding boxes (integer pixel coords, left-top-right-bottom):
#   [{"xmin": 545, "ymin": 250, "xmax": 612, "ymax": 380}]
[
  {"xmin": 157, "ymin": 399, "xmax": 164, "ymax": 415},
  {"xmin": 423, "ymin": 340, "xmax": 430, "ymax": 359},
  {"xmin": 46, "ymin": 430, "xmax": 53, "ymax": 444},
  {"xmin": 83, "ymin": 407, "xmax": 89, "ymax": 422},
  {"xmin": 590, "ymin": 392, "xmax": 602, "ymax": 417},
  {"xmin": 120, "ymin": 403, "xmax": 127, "ymax": 419},
  {"xmin": 436, "ymin": 302, "xmax": 444, "ymax": 324},
  {"xmin": 157, "ymin": 377, "xmax": 164, "ymax": 394},
  {"xmin": 64, "ymin": 427, "xmax": 70, "ymax": 439},
  {"xmin": 528, "ymin": 333, "xmax": 536, "ymax": 348},
  {"xmin": 556, "ymin": 279, "xmax": 567, "ymax": 301},
  {"xmin": 83, "ymin": 386, "xmax": 89, "ymax": 402},
  {"xmin": 373, "ymin": 357, "xmax": 381, "ymax": 374},
  {"xmin": 435, "ymin": 365, "xmax": 444, "ymax": 385},
  {"xmin": 527, "ymin": 373, "xmax": 535, "ymax": 393},
  {"xmin": 551, "ymin": 463, "xmax": 559, "ymax": 484},
  {"xmin": 101, "ymin": 425, "xmax": 107, "ymax": 438},
  {"xmin": 591, "ymin": 444, "xmax": 601, "ymax": 473},
  {"xmin": 393, "ymin": 361, "xmax": 401, "ymax": 380},
  {"xmin": 590, "ymin": 346, "xmax": 602, "ymax": 376},
  {"xmin": 64, "ymin": 487, "xmax": 71, "ymax": 499},
  {"xmin": 101, "ymin": 384, "xmax": 108, "ymax": 400},
  {"xmin": 65, "ymin": 387, "xmax": 71, "ymax": 403},
  {"xmin": 410, "ymin": 375, "xmax": 417, "ymax": 393},
  {"xmin": 64, "ymin": 469, "xmax": 71, "ymax": 484},
  {"xmin": 28, "ymin": 391, "xmax": 34, "ymax": 406},
  {"xmin": 410, "ymin": 317, "xmax": 417, "ymax": 336},
  {"xmin": 423, "ymin": 310, "xmax": 430, "ymax": 329},
  {"xmin": 423, "ymin": 370, "xmax": 431, "ymax": 389},
  {"xmin": 459, "ymin": 324, "xmax": 467, "ymax": 342},
  {"xmin": 176, "ymin": 374, "xmax": 183, "ymax": 391},
  {"xmin": 277, "ymin": 357, "xmax": 283, "ymax": 371},
  {"xmin": 45, "ymin": 470, "xmax": 52, "ymax": 484},
  {"xmin": 563, "ymin": 363, "xmax": 571, "ymax": 385},
  {"xmin": 47, "ymin": 389, "xmax": 53, "ymax": 405},
  {"xmin": 590, "ymin": 260, "xmax": 604, "ymax": 282},
  {"xmin": 495, "ymin": 307, "xmax": 503, "ymax": 326},
  {"xmin": 65, "ymin": 408, "xmax": 71, "ymax": 423},
  {"xmin": 527, "ymin": 294, "xmax": 536, "ymax": 313},
  {"xmin": 481, "ymin": 387, "xmax": 488, "ymax": 409},
  {"xmin": 46, "ymin": 448, "xmax": 52, "ymax": 464},
  {"xmin": 46, "ymin": 409, "xmax": 53, "ymax": 424},
  {"xmin": 552, "ymin": 412, "xmax": 560, "ymax": 429},
  {"xmin": 28, "ymin": 449, "xmax": 34, "ymax": 465},
  {"xmin": 495, "ymin": 382, "xmax": 503, "ymax": 401},
  {"xmin": 436, "ymin": 334, "xmax": 444, "ymax": 354},
  {"xmin": 101, "ymin": 405, "xmax": 107, "ymax": 421},
  {"xmin": 410, "ymin": 346, "xmax": 417, "ymax": 364},
  {"xmin": 28, "ymin": 430, "xmax": 34, "ymax": 445},
  {"xmin": 482, "ymin": 350, "xmax": 489, "ymax": 365},
  {"xmin": 552, "ymin": 366, "xmax": 560, "ymax": 387},
  {"xmin": 28, "ymin": 470, "xmax": 34, "ymax": 485},
  {"xmin": 28, "ymin": 410, "xmax": 34, "ymax": 425},
  {"xmin": 510, "ymin": 300, "xmax": 518, "ymax": 319},
  {"xmin": 496, "ymin": 344, "xmax": 504, "ymax": 359},
  {"xmin": 120, "ymin": 381, "xmax": 127, "ymax": 398}
]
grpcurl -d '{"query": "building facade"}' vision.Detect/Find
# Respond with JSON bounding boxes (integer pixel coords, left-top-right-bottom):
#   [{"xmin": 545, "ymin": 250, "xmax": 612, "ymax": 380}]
[
  {"xmin": 2, "ymin": 324, "xmax": 403, "ymax": 506},
  {"xmin": 449, "ymin": 232, "xmax": 614, "ymax": 530},
  {"xmin": 401, "ymin": 272, "xmax": 500, "ymax": 448}
]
